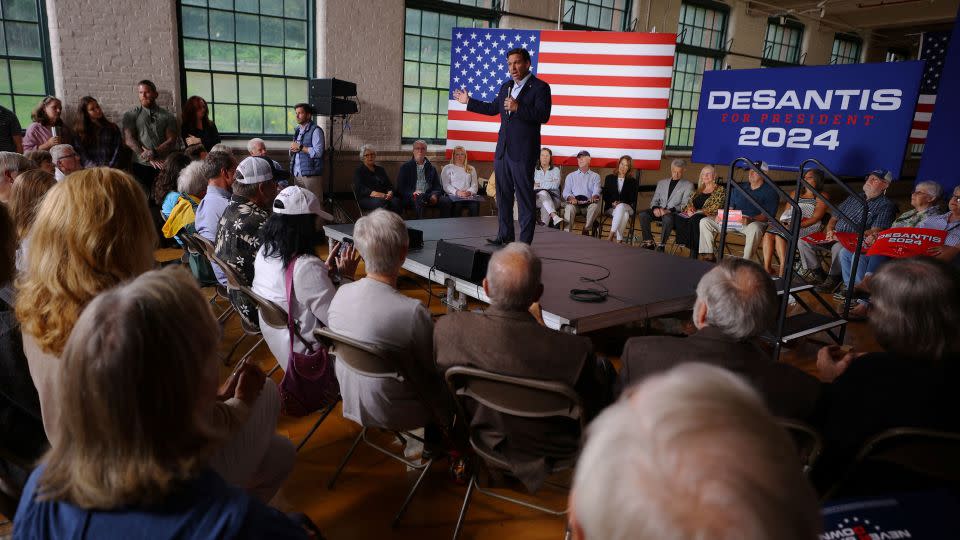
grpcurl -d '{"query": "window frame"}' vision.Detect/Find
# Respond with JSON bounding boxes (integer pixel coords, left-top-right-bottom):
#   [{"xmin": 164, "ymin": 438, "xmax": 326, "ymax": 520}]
[
  {"xmin": 401, "ymin": 0, "xmax": 499, "ymax": 145},
  {"xmin": 830, "ymin": 32, "xmax": 862, "ymax": 65},
  {"xmin": 560, "ymin": 0, "xmax": 633, "ymax": 32},
  {"xmin": 0, "ymin": 0, "xmax": 56, "ymax": 129},
  {"xmin": 761, "ymin": 16, "xmax": 804, "ymax": 67},
  {"xmin": 175, "ymin": 0, "xmax": 316, "ymax": 140},
  {"xmin": 666, "ymin": 0, "xmax": 729, "ymax": 151}
]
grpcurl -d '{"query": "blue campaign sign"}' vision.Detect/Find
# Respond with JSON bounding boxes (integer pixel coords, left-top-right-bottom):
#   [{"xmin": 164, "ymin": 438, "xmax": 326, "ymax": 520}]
[{"xmin": 691, "ymin": 61, "xmax": 924, "ymax": 176}]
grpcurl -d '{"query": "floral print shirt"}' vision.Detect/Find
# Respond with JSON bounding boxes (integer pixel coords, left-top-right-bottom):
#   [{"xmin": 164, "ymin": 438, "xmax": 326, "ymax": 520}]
[{"xmin": 214, "ymin": 194, "xmax": 270, "ymax": 328}]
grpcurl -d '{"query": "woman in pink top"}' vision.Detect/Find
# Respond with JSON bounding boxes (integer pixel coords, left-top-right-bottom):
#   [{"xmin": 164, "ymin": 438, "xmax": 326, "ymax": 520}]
[{"xmin": 22, "ymin": 96, "xmax": 73, "ymax": 152}]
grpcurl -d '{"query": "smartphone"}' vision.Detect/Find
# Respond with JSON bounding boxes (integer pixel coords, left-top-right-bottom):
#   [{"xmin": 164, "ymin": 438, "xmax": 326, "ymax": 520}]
[{"xmin": 329, "ymin": 237, "xmax": 354, "ymax": 259}]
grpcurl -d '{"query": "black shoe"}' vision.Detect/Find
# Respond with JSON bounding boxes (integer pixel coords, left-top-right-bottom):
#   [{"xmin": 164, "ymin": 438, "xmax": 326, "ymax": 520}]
[
  {"xmin": 655, "ymin": 244, "xmax": 665, "ymax": 252},
  {"xmin": 832, "ymin": 286, "xmax": 849, "ymax": 301},
  {"xmin": 486, "ymin": 237, "xmax": 507, "ymax": 246}
]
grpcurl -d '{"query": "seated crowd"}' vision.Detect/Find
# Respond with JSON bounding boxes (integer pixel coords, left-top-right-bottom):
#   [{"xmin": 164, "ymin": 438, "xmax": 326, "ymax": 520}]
[{"xmin": 0, "ymin": 84, "xmax": 959, "ymax": 539}]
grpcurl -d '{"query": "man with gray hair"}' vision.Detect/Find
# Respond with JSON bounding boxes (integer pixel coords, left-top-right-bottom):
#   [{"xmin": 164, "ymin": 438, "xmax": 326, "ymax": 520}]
[
  {"xmin": 50, "ymin": 144, "xmax": 81, "ymax": 181},
  {"xmin": 637, "ymin": 158, "xmax": 694, "ymax": 250},
  {"xmin": 247, "ymin": 138, "xmax": 267, "ymax": 157},
  {"xmin": 435, "ymin": 242, "xmax": 614, "ymax": 491},
  {"xmin": 0, "ymin": 151, "xmax": 36, "ymax": 204},
  {"xmin": 328, "ymin": 208, "xmax": 449, "ymax": 431},
  {"xmin": 620, "ymin": 258, "xmax": 819, "ymax": 419},
  {"xmin": 569, "ymin": 363, "xmax": 820, "ymax": 540}
]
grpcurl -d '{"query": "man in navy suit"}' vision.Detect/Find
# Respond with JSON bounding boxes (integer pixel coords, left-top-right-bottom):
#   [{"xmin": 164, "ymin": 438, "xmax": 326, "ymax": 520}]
[{"xmin": 453, "ymin": 47, "xmax": 551, "ymax": 245}]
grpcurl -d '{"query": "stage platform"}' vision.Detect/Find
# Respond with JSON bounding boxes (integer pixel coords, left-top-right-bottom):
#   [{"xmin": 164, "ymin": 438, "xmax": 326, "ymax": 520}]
[{"xmin": 325, "ymin": 217, "xmax": 714, "ymax": 334}]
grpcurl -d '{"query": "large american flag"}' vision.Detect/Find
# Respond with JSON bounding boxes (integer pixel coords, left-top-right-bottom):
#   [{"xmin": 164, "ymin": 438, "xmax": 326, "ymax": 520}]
[
  {"xmin": 446, "ymin": 29, "xmax": 676, "ymax": 169},
  {"xmin": 910, "ymin": 31, "xmax": 951, "ymax": 145}
]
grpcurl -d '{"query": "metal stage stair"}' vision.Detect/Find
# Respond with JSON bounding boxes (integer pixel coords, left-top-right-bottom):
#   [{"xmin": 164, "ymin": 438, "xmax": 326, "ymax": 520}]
[{"xmin": 718, "ymin": 158, "xmax": 869, "ymax": 360}]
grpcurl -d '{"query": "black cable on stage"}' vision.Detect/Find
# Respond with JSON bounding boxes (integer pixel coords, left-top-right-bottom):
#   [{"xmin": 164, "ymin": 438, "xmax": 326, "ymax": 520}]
[{"xmin": 539, "ymin": 257, "xmax": 611, "ymax": 303}]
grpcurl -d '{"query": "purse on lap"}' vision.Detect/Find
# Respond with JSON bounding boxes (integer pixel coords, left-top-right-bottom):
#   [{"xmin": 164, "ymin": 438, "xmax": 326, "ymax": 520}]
[{"xmin": 277, "ymin": 255, "xmax": 340, "ymax": 417}]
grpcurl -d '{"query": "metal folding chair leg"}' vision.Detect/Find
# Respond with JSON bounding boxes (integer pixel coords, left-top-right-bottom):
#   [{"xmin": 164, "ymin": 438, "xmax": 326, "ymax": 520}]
[
  {"xmin": 392, "ymin": 457, "xmax": 435, "ymax": 527},
  {"xmin": 266, "ymin": 361, "xmax": 281, "ymax": 378},
  {"xmin": 296, "ymin": 398, "xmax": 340, "ymax": 452},
  {"xmin": 452, "ymin": 473, "xmax": 477, "ymax": 540},
  {"xmin": 222, "ymin": 332, "xmax": 249, "ymax": 366},
  {"xmin": 327, "ymin": 428, "xmax": 365, "ymax": 490}
]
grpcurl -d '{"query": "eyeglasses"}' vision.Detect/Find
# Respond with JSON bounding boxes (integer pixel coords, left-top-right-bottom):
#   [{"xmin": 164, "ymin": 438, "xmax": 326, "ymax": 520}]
[{"xmin": 912, "ymin": 190, "xmax": 931, "ymax": 197}]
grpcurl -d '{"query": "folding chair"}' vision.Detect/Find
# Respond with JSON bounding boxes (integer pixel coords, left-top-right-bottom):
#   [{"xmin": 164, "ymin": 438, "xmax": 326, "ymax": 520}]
[
  {"xmin": 594, "ymin": 201, "xmax": 638, "ymax": 243},
  {"xmin": 779, "ymin": 418, "xmax": 823, "ymax": 476},
  {"xmin": 824, "ymin": 427, "xmax": 960, "ymax": 500},
  {"xmin": 179, "ymin": 232, "xmax": 234, "ymax": 323},
  {"xmin": 193, "ymin": 234, "xmax": 266, "ymax": 367},
  {"xmin": 444, "ymin": 366, "xmax": 582, "ymax": 540},
  {"xmin": 240, "ymin": 284, "xmax": 340, "ymax": 451},
  {"xmin": 315, "ymin": 327, "xmax": 436, "ymax": 528}
]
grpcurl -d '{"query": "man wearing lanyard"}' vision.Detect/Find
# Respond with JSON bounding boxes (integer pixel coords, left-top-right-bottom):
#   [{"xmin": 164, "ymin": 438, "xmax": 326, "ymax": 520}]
[
  {"xmin": 453, "ymin": 47, "xmax": 552, "ymax": 246},
  {"xmin": 289, "ymin": 103, "xmax": 325, "ymax": 202}
]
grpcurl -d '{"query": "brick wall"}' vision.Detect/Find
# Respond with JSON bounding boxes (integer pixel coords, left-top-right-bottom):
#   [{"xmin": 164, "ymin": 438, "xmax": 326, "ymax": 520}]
[{"xmin": 45, "ymin": 0, "xmax": 182, "ymax": 127}]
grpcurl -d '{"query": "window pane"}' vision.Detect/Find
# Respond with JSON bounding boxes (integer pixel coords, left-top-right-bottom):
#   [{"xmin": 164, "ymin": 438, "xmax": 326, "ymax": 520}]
[
  {"xmin": 213, "ymin": 73, "xmax": 238, "ymax": 103},
  {"xmin": 186, "ymin": 71, "xmax": 213, "ymax": 101},
  {"xmin": 263, "ymin": 77, "xmax": 285, "ymax": 105},
  {"xmin": 420, "ymin": 114, "xmax": 437, "ymax": 138},
  {"xmin": 0, "ymin": 23, "xmax": 6, "ymax": 55},
  {"xmin": 5, "ymin": 21, "xmax": 40, "ymax": 56},
  {"xmin": 0, "ymin": 61, "xmax": 8, "ymax": 94},
  {"xmin": 402, "ymin": 112, "xmax": 419, "ymax": 138},
  {"xmin": 13, "ymin": 94, "xmax": 36, "ymax": 126},
  {"xmin": 286, "ymin": 78, "xmax": 306, "ymax": 105},
  {"xmin": 181, "ymin": 7, "xmax": 208, "ymax": 39},
  {"xmin": 3, "ymin": 0, "xmax": 39, "ymax": 21},
  {"xmin": 404, "ymin": 61, "xmax": 419, "ymax": 85},
  {"xmin": 421, "ymin": 37, "xmax": 438, "ymax": 64},
  {"xmin": 261, "ymin": 0, "xmax": 283, "ymax": 16},
  {"xmin": 264, "ymin": 106, "xmax": 287, "ymax": 134},
  {"xmin": 261, "ymin": 46, "xmax": 283, "ymax": 74},
  {"xmin": 405, "ymin": 35, "xmax": 420, "ymax": 61},
  {"xmin": 0, "ymin": 95, "xmax": 11, "ymax": 110},
  {"xmin": 285, "ymin": 0, "xmax": 307, "ymax": 18},
  {"xmin": 421, "ymin": 11, "xmax": 439, "ymax": 37},
  {"xmin": 419, "ymin": 63, "xmax": 436, "ymax": 88},
  {"xmin": 284, "ymin": 19, "xmax": 306, "ymax": 47},
  {"xmin": 284, "ymin": 48, "xmax": 306, "ymax": 76},
  {"xmin": 235, "ymin": 0, "xmax": 258, "ymax": 13},
  {"xmin": 261, "ymin": 16, "xmax": 283, "ymax": 46},
  {"xmin": 238, "ymin": 75, "xmax": 261, "ymax": 103},
  {"xmin": 403, "ymin": 88, "xmax": 419, "ymax": 112},
  {"xmin": 214, "ymin": 104, "xmax": 238, "ymax": 132},
  {"xmin": 210, "ymin": 0, "xmax": 233, "ymax": 8},
  {"xmin": 211, "ymin": 42, "xmax": 235, "ymax": 71},
  {"xmin": 183, "ymin": 39, "xmax": 210, "ymax": 70},
  {"xmin": 239, "ymin": 105, "xmax": 263, "ymax": 132},
  {"xmin": 405, "ymin": 8, "xmax": 420, "ymax": 35},
  {"xmin": 236, "ymin": 13, "xmax": 259, "ymax": 43},
  {"xmin": 209, "ymin": 10, "xmax": 234, "ymax": 41},
  {"xmin": 236, "ymin": 44, "xmax": 259, "ymax": 72},
  {"xmin": 421, "ymin": 89, "xmax": 438, "ymax": 114}
]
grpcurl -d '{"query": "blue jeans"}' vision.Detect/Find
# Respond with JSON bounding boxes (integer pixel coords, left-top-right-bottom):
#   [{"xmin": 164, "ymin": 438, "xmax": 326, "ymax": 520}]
[{"xmin": 839, "ymin": 249, "xmax": 891, "ymax": 287}]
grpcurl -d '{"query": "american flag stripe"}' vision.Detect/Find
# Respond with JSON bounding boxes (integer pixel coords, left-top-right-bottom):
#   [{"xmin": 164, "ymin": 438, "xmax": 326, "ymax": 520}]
[
  {"xmin": 911, "ymin": 31, "xmax": 950, "ymax": 146},
  {"xmin": 446, "ymin": 28, "xmax": 675, "ymax": 168}
]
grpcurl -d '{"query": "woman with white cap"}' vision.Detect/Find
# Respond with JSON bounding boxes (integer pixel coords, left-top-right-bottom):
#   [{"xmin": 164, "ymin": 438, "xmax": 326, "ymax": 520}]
[{"xmin": 252, "ymin": 186, "xmax": 359, "ymax": 370}]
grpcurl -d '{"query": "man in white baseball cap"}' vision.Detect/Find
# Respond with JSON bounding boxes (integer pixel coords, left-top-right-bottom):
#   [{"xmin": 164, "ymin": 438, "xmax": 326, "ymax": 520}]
[
  {"xmin": 214, "ymin": 156, "xmax": 281, "ymax": 327},
  {"xmin": 252, "ymin": 185, "xmax": 358, "ymax": 371}
]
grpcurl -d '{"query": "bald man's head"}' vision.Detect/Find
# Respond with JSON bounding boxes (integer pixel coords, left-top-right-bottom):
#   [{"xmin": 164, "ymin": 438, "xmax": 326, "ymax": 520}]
[{"xmin": 483, "ymin": 243, "xmax": 543, "ymax": 311}]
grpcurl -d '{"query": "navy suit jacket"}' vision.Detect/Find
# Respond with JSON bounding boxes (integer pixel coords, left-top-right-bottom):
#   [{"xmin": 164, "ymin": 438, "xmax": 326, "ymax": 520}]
[
  {"xmin": 396, "ymin": 157, "xmax": 443, "ymax": 204},
  {"xmin": 466, "ymin": 74, "xmax": 551, "ymax": 164}
]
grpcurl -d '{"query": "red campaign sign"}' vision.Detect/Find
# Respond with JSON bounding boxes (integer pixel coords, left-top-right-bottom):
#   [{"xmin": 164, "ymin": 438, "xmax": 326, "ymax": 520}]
[
  {"xmin": 866, "ymin": 227, "xmax": 946, "ymax": 258},
  {"xmin": 834, "ymin": 232, "xmax": 865, "ymax": 253},
  {"xmin": 801, "ymin": 231, "xmax": 833, "ymax": 245}
]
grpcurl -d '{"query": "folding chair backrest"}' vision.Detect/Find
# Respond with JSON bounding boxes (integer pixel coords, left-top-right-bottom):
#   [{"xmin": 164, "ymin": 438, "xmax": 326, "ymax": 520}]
[
  {"xmin": 240, "ymin": 284, "xmax": 288, "ymax": 330},
  {"xmin": 444, "ymin": 365, "xmax": 583, "ymax": 424},
  {"xmin": 852, "ymin": 428, "xmax": 960, "ymax": 482},
  {"xmin": 194, "ymin": 234, "xmax": 244, "ymax": 291},
  {"xmin": 779, "ymin": 418, "xmax": 823, "ymax": 475},
  {"xmin": 316, "ymin": 326, "xmax": 402, "ymax": 379}
]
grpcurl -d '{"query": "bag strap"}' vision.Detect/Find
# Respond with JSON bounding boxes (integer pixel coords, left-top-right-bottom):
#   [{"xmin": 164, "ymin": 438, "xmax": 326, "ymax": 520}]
[{"xmin": 284, "ymin": 255, "xmax": 319, "ymax": 354}]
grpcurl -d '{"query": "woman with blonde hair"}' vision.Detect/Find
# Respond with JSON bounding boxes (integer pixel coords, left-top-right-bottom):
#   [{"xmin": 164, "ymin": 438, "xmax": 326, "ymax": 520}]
[
  {"xmin": 14, "ymin": 268, "xmax": 310, "ymax": 539},
  {"xmin": 441, "ymin": 145, "xmax": 482, "ymax": 216},
  {"xmin": 674, "ymin": 165, "xmax": 725, "ymax": 258},
  {"xmin": 7, "ymin": 169, "xmax": 56, "ymax": 270},
  {"xmin": 16, "ymin": 168, "xmax": 293, "ymax": 503}
]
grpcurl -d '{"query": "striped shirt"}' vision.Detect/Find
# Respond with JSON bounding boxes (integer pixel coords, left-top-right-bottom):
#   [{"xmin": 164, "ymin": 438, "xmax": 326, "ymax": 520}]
[{"xmin": 919, "ymin": 212, "xmax": 960, "ymax": 247}]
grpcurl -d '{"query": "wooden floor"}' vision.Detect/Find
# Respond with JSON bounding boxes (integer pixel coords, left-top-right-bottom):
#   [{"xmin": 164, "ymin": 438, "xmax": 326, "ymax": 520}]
[
  {"xmin": 203, "ymin": 240, "xmax": 880, "ymax": 540},
  {"xmin": 0, "ymin": 243, "xmax": 878, "ymax": 539}
]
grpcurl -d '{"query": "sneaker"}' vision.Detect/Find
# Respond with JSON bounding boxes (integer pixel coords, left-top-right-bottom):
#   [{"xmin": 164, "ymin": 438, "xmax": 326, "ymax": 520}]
[
  {"xmin": 815, "ymin": 275, "xmax": 841, "ymax": 293},
  {"xmin": 832, "ymin": 286, "xmax": 849, "ymax": 301},
  {"xmin": 552, "ymin": 214, "xmax": 564, "ymax": 227}
]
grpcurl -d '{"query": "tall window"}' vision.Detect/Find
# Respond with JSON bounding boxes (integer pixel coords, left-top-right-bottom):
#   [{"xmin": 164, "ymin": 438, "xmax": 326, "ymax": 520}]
[
  {"xmin": 762, "ymin": 17, "xmax": 803, "ymax": 66},
  {"xmin": 667, "ymin": 1, "xmax": 728, "ymax": 150},
  {"xmin": 402, "ymin": 2, "xmax": 494, "ymax": 143},
  {"xmin": 561, "ymin": 0, "xmax": 632, "ymax": 31},
  {"xmin": 178, "ymin": 0, "xmax": 313, "ymax": 137},
  {"xmin": 0, "ymin": 0, "xmax": 53, "ymax": 127},
  {"xmin": 830, "ymin": 33, "xmax": 862, "ymax": 65}
]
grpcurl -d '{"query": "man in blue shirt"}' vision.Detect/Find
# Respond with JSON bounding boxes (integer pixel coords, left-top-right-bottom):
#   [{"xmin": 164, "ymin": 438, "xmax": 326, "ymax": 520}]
[
  {"xmin": 561, "ymin": 151, "xmax": 603, "ymax": 234},
  {"xmin": 699, "ymin": 161, "xmax": 780, "ymax": 262},
  {"xmin": 195, "ymin": 151, "xmax": 237, "ymax": 284},
  {"xmin": 289, "ymin": 103, "xmax": 325, "ymax": 202}
]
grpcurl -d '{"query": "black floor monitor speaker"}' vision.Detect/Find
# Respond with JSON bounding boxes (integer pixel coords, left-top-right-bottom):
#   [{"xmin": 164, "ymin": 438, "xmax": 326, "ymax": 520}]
[
  {"xmin": 434, "ymin": 240, "xmax": 491, "ymax": 284},
  {"xmin": 309, "ymin": 78, "xmax": 358, "ymax": 116},
  {"xmin": 407, "ymin": 227, "xmax": 423, "ymax": 250}
]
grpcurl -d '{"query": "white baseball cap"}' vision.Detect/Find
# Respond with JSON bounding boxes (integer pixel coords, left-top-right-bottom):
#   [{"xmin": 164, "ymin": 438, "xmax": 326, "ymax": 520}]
[
  {"xmin": 234, "ymin": 156, "xmax": 275, "ymax": 184},
  {"xmin": 272, "ymin": 185, "xmax": 334, "ymax": 221}
]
